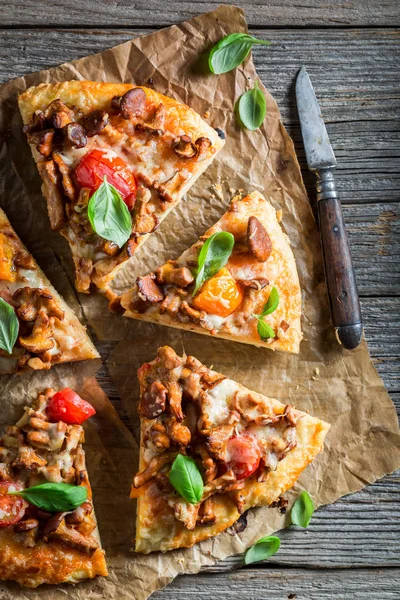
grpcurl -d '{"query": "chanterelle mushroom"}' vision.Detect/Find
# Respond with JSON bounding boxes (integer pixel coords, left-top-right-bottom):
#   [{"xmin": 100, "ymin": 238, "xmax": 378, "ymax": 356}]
[
  {"xmin": 18, "ymin": 310, "xmax": 56, "ymax": 353},
  {"xmin": 13, "ymin": 287, "xmax": 64, "ymax": 322}
]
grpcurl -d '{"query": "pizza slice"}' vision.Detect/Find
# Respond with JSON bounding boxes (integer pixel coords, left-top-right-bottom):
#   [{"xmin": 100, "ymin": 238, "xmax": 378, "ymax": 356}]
[
  {"xmin": 18, "ymin": 81, "xmax": 224, "ymax": 294},
  {"xmin": 121, "ymin": 191, "xmax": 302, "ymax": 353},
  {"xmin": 0, "ymin": 208, "xmax": 98, "ymax": 373},
  {"xmin": 0, "ymin": 387, "xmax": 108, "ymax": 587},
  {"xmin": 131, "ymin": 347, "xmax": 330, "ymax": 553}
]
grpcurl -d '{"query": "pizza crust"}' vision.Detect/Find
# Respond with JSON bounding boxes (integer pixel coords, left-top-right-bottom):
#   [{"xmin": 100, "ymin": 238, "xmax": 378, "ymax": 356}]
[
  {"xmin": 0, "ymin": 389, "xmax": 108, "ymax": 587},
  {"xmin": 133, "ymin": 348, "xmax": 330, "ymax": 553},
  {"xmin": 0, "ymin": 208, "xmax": 98, "ymax": 373},
  {"xmin": 122, "ymin": 191, "xmax": 302, "ymax": 354},
  {"xmin": 135, "ymin": 403, "xmax": 329, "ymax": 553},
  {"xmin": 18, "ymin": 81, "xmax": 225, "ymax": 292},
  {"xmin": 0, "ymin": 530, "xmax": 107, "ymax": 588}
]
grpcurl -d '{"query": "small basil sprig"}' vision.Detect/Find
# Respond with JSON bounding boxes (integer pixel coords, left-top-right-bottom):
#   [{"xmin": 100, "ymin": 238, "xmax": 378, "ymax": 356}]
[
  {"xmin": 0, "ymin": 297, "xmax": 19, "ymax": 354},
  {"xmin": 209, "ymin": 33, "xmax": 271, "ymax": 75},
  {"xmin": 9, "ymin": 482, "xmax": 88, "ymax": 512},
  {"xmin": 169, "ymin": 454, "xmax": 204, "ymax": 504},
  {"xmin": 237, "ymin": 81, "xmax": 267, "ymax": 131},
  {"xmin": 193, "ymin": 231, "xmax": 235, "ymax": 296},
  {"xmin": 244, "ymin": 535, "xmax": 280, "ymax": 565},
  {"xmin": 291, "ymin": 490, "xmax": 314, "ymax": 528},
  {"xmin": 252, "ymin": 286, "xmax": 279, "ymax": 340},
  {"xmin": 87, "ymin": 176, "xmax": 132, "ymax": 248}
]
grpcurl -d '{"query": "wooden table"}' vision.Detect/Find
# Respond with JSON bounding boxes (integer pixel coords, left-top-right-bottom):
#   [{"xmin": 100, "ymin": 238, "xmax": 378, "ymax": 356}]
[{"xmin": 1, "ymin": 2, "xmax": 399, "ymax": 597}]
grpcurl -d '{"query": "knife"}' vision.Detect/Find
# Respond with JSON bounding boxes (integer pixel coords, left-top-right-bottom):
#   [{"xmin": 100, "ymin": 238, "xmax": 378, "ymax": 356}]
[{"xmin": 295, "ymin": 66, "xmax": 363, "ymax": 350}]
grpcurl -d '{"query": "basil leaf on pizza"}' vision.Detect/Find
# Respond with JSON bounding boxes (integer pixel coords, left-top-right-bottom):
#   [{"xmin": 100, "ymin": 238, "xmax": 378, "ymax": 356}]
[
  {"xmin": 253, "ymin": 286, "xmax": 279, "ymax": 340},
  {"xmin": 87, "ymin": 176, "xmax": 132, "ymax": 248},
  {"xmin": 291, "ymin": 490, "xmax": 314, "ymax": 528},
  {"xmin": 256, "ymin": 318, "xmax": 275, "ymax": 340},
  {"xmin": 237, "ymin": 81, "xmax": 267, "ymax": 131},
  {"xmin": 10, "ymin": 482, "xmax": 88, "ymax": 512},
  {"xmin": 209, "ymin": 33, "xmax": 271, "ymax": 75},
  {"xmin": 169, "ymin": 454, "xmax": 204, "ymax": 504},
  {"xmin": 261, "ymin": 286, "xmax": 279, "ymax": 316},
  {"xmin": 193, "ymin": 231, "xmax": 235, "ymax": 296},
  {"xmin": 0, "ymin": 297, "xmax": 19, "ymax": 354},
  {"xmin": 245, "ymin": 535, "xmax": 281, "ymax": 565}
]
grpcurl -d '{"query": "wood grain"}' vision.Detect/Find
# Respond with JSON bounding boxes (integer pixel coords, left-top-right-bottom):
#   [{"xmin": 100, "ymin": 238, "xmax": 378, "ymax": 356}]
[
  {"xmin": 2, "ymin": 0, "xmax": 400, "ymax": 28},
  {"xmin": 1, "ymin": 28, "xmax": 399, "ymax": 206},
  {"xmin": 151, "ymin": 567, "xmax": 400, "ymax": 598},
  {"xmin": 0, "ymin": 9, "xmax": 399, "ymax": 596},
  {"xmin": 318, "ymin": 192, "xmax": 363, "ymax": 349}
]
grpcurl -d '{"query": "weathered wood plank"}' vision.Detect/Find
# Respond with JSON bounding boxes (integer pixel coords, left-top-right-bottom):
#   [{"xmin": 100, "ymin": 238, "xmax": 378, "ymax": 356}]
[
  {"xmin": 202, "ymin": 470, "xmax": 400, "ymax": 571},
  {"xmin": 1, "ymin": 28, "xmax": 398, "ymax": 206},
  {"xmin": 0, "ymin": 20, "xmax": 399, "ymax": 587},
  {"xmin": 2, "ymin": 28, "xmax": 399, "ymax": 123},
  {"xmin": 344, "ymin": 204, "xmax": 400, "ymax": 296},
  {"xmin": 2, "ymin": 0, "xmax": 400, "ymax": 28},
  {"xmin": 151, "ymin": 567, "xmax": 400, "ymax": 599}
]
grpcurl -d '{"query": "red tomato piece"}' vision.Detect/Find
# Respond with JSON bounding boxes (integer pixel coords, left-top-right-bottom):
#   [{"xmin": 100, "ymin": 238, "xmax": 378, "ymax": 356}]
[
  {"xmin": 46, "ymin": 388, "xmax": 96, "ymax": 424},
  {"xmin": 75, "ymin": 149, "xmax": 137, "ymax": 209},
  {"xmin": 0, "ymin": 481, "xmax": 27, "ymax": 528},
  {"xmin": 226, "ymin": 435, "xmax": 261, "ymax": 480}
]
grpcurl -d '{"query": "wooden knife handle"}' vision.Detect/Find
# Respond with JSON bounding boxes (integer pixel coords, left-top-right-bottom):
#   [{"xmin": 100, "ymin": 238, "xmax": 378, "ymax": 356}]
[{"xmin": 316, "ymin": 168, "xmax": 363, "ymax": 350}]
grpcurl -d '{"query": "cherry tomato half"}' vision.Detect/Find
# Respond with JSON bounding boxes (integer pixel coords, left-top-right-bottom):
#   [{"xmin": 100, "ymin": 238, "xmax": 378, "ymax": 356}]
[
  {"xmin": 46, "ymin": 388, "xmax": 96, "ymax": 424},
  {"xmin": 192, "ymin": 268, "xmax": 244, "ymax": 318},
  {"xmin": 226, "ymin": 435, "xmax": 261, "ymax": 480},
  {"xmin": 75, "ymin": 149, "xmax": 137, "ymax": 209},
  {"xmin": 0, "ymin": 481, "xmax": 27, "ymax": 528}
]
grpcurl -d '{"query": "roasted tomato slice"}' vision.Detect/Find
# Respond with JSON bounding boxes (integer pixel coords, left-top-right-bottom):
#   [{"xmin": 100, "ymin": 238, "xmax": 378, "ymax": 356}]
[
  {"xmin": 192, "ymin": 267, "xmax": 244, "ymax": 318},
  {"xmin": 0, "ymin": 481, "xmax": 27, "ymax": 528},
  {"xmin": 46, "ymin": 388, "xmax": 96, "ymax": 424},
  {"xmin": 75, "ymin": 149, "xmax": 137, "ymax": 209},
  {"xmin": 226, "ymin": 435, "xmax": 261, "ymax": 480}
]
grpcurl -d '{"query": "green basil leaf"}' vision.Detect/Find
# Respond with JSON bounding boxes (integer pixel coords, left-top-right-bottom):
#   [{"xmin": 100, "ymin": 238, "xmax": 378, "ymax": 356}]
[
  {"xmin": 209, "ymin": 33, "xmax": 271, "ymax": 74},
  {"xmin": 0, "ymin": 297, "xmax": 19, "ymax": 354},
  {"xmin": 9, "ymin": 482, "xmax": 88, "ymax": 512},
  {"xmin": 237, "ymin": 81, "xmax": 267, "ymax": 131},
  {"xmin": 193, "ymin": 231, "xmax": 235, "ymax": 296},
  {"xmin": 244, "ymin": 535, "xmax": 280, "ymax": 565},
  {"xmin": 291, "ymin": 490, "xmax": 314, "ymax": 528},
  {"xmin": 261, "ymin": 286, "xmax": 279, "ymax": 316},
  {"xmin": 169, "ymin": 454, "xmax": 204, "ymax": 504},
  {"xmin": 256, "ymin": 317, "xmax": 275, "ymax": 341},
  {"xmin": 87, "ymin": 176, "xmax": 132, "ymax": 248}
]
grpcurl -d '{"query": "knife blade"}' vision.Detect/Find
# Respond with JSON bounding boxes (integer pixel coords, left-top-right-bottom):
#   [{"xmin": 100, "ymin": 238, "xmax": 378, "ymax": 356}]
[{"xmin": 296, "ymin": 66, "xmax": 363, "ymax": 350}]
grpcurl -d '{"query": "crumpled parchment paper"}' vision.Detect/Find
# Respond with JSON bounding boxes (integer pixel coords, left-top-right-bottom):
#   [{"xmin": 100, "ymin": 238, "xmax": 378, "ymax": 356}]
[{"xmin": 0, "ymin": 5, "xmax": 399, "ymax": 600}]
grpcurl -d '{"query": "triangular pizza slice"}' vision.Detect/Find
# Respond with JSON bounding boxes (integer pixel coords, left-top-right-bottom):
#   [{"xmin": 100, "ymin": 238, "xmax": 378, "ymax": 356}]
[
  {"xmin": 0, "ymin": 208, "xmax": 98, "ymax": 373},
  {"xmin": 131, "ymin": 347, "xmax": 330, "ymax": 553},
  {"xmin": 121, "ymin": 191, "xmax": 302, "ymax": 353},
  {"xmin": 0, "ymin": 387, "xmax": 107, "ymax": 587},
  {"xmin": 18, "ymin": 81, "xmax": 224, "ymax": 294}
]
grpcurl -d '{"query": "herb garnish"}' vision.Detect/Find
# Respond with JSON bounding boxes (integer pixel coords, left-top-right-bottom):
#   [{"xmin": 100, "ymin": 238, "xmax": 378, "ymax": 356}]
[
  {"xmin": 244, "ymin": 535, "xmax": 281, "ymax": 564},
  {"xmin": 87, "ymin": 176, "xmax": 132, "ymax": 248},
  {"xmin": 209, "ymin": 33, "xmax": 271, "ymax": 75},
  {"xmin": 291, "ymin": 490, "xmax": 315, "ymax": 528},
  {"xmin": 169, "ymin": 454, "xmax": 204, "ymax": 504},
  {"xmin": 193, "ymin": 231, "xmax": 235, "ymax": 296},
  {"xmin": 237, "ymin": 81, "xmax": 267, "ymax": 131},
  {"xmin": 252, "ymin": 286, "xmax": 279, "ymax": 340},
  {"xmin": 0, "ymin": 297, "xmax": 19, "ymax": 354},
  {"xmin": 9, "ymin": 482, "xmax": 88, "ymax": 512}
]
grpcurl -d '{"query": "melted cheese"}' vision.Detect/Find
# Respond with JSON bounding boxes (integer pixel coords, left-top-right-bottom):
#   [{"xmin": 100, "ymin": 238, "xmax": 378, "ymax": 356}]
[{"xmin": 204, "ymin": 378, "xmax": 238, "ymax": 426}]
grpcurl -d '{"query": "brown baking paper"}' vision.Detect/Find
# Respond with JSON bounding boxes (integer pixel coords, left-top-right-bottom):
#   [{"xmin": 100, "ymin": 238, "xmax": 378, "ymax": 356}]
[{"xmin": 0, "ymin": 5, "xmax": 399, "ymax": 600}]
